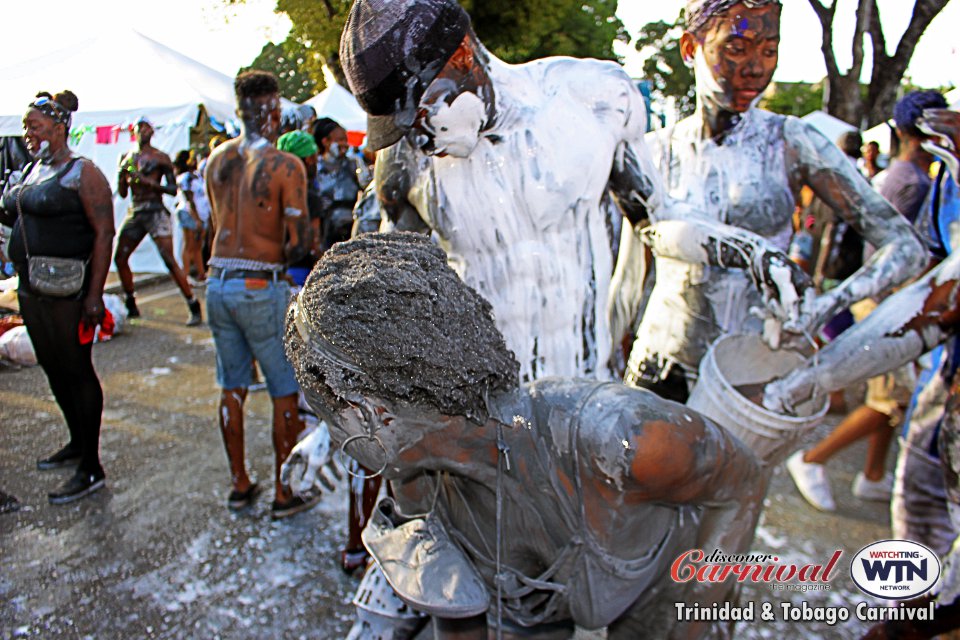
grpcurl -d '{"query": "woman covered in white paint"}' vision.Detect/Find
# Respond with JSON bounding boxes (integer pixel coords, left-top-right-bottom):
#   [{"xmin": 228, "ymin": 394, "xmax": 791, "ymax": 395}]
[{"xmin": 616, "ymin": 0, "xmax": 926, "ymax": 403}]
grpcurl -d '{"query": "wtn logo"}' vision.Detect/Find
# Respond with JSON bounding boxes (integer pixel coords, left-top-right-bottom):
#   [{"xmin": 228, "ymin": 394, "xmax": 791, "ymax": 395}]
[
  {"xmin": 861, "ymin": 558, "xmax": 928, "ymax": 583},
  {"xmin": 851, "ymin": 540, "xmax": 940, "ymax": 600}
]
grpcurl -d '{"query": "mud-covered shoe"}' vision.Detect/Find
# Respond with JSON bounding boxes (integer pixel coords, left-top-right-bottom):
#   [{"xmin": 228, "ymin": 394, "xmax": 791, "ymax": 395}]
[
  {"xmin": 227, "ymin": 483, "xmax": 261, "ymax": 510},
  {"xmin": 271, "ymin": 494, "xmax": 321, "ymax": 520},
  {"xmin": 37, "ymin": 446, "xmax": 82, "ymax": 470},
  {"xmin": 185, "ymin": 299, "xmax": 202, "ymax": 327},
  {"xmin": 786, "ymin": 450, "xmax": 836, "ymax": 512},
  {"xmin": 48, "ymin": 470, "xmax": 105, "ymax": 505},
  {"xmin": 125, "ymin": 295, "xmax": 141, "ymax": 319}
]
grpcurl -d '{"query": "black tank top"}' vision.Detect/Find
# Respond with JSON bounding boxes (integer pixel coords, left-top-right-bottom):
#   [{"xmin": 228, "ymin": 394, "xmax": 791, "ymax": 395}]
[{"xmin": 4, "ymin": 158, "xmax": 95, "ymax": 270}]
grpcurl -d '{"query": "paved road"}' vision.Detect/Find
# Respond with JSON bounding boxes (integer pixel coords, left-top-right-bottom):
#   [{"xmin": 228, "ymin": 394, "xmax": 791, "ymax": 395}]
[{"xmin": 0, "ymin": 282, "xmax": 895, "ymax": 639}]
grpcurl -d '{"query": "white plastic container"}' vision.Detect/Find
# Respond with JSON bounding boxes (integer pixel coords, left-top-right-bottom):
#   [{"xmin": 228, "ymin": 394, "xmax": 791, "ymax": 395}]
[{"xmin": 688, "ymin": 334, "xmax": 828, "ymax": 466}]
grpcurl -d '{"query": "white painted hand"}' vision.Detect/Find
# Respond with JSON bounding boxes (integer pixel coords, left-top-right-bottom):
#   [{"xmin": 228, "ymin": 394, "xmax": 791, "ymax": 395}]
[
  {"xmin": 749, "ymin": 250, "xmax": 815, "ymax": 348},
  {"xmin": 762, "ymin": 368, "xmax": 819, "ymax": 415},
  {"xmin": 280, "ymin": 421, "xmax": 341, "ymax": 497}
]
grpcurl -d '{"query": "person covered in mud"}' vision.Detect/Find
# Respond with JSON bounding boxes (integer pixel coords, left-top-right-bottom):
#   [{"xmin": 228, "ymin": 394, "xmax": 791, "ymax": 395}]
[
  {"xmin": 764, "ymin": 109, "xmax": 960, "ymax": 640},
  {"xmin": 116, "ymin": 117, "xmax": 201, "ymax": 325},
  {"xmin": 284, "ymin": 233, "xmax": 763, "ymax": 640},
  {"xmin": 616, "ymin": 0, "xmax": 925, "ymax": 403},
  {"xmin": 204, "ymin": 70, "xmax": 316, "ymax": 520},
  {"xmin": 340, "ymin": 0, "xmax": 671, "ymax": 383}
]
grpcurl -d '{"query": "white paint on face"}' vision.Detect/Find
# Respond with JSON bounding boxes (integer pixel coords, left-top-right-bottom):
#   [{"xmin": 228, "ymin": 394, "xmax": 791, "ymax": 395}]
[
  {"xmin": 424, "ymin": 92, "xmax": 486, "ymax": 158},
  {"xmin": 36, "ymin": 140, "xmax": 52, "ymax": 162},
  {"xmin": 694, "ymin": 47, "xmax": 728, "ymax": 112}
]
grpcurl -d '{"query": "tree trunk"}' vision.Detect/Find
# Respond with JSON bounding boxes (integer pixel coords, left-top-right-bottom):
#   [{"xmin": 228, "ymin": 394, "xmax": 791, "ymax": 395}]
[
  {"xmin": 863, "ymin": 0, "xmax": 951, "ymax": 128},
  {"xmin": 808, "ymin": 0, "xmax": 949, "ymax": 129}
]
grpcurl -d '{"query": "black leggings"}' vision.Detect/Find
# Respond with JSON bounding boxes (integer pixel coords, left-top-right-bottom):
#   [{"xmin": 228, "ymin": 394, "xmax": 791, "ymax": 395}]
[{"xmin": 18, "ymin": 290, "xmax": 104, "ymax": 475}]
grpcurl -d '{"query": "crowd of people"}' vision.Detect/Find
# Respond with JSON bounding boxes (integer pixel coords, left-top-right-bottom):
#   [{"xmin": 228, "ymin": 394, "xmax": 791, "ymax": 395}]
[{"xmin": 3, "ymin": 0, "xmax": 960, "ymax": 637}]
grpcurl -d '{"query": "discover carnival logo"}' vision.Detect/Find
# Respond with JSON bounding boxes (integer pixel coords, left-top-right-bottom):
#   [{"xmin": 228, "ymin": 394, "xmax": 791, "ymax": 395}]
[{"xmin": 850, "ymin": 539, "xmax": 941, "ymax": 600}]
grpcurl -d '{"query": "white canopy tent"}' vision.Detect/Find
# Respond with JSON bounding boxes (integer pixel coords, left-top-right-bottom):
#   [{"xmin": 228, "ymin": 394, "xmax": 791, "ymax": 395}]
[
  {"xmin": 0, "ymin": 31, "xmax": 240, "ymax": 272},
  {"xmin": 800, "ymin": 110, "xmax": 857, "ymax": 144}
]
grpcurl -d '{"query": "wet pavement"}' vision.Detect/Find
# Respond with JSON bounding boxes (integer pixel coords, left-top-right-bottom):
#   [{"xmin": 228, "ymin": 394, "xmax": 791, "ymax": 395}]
[{"xmin": 1, "ymin": 281, "xmax": 896, "ymax": 639}]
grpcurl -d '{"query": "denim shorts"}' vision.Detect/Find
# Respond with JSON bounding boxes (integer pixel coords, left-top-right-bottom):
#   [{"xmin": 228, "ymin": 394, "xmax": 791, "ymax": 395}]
[
  {"xmin": 176, "ymin": 208, "xmax": 206, "ymax": 232},
  {"xmin": 205, "ymin": 276, "xmax": 299, "ymax": 398}
]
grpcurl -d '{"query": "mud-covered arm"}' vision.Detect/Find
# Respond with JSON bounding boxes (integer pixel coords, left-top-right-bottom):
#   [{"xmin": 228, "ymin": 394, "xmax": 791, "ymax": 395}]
[
  {"xmin": 157, "ymin": 159, "xmax": 178, "ymax": 197},
  {"xmin": 623, "ymin": 402, "xmax": 762, "ymax": 505},
  {"xmin": 117, "ymin": 153, "xmax": 130, "ymax": 199},
  {"xmin": 607, "ymin": 221, "xmax": 651, "ymax": 369},
  {"xmin": 642, "ymin": 216, "xmax": 810, "ymax": 290},
  {"xmin": 787, "ymin": 117, "xmax": 926, "ymax": 329},
  {"xmin": 624, "ymin": 403, "xmax": 763, "ymax": 599},
  {"xmin": 606, "ymin": 73, "xmax": 663, "ymax": 227},
  {"xmin": 764, "ymin": 249, "xmax": 960, "ymax": 413},
  {"xmin": 608, "ymin": 142, "xmax": 661, "ymax": 227},
  {"xmin": 374, "ymin": 141, "xmax": 430, "ymax": 234},
  {"xmin": 280, "ymin": 153, "xmax": 311, "ymax": 263}
]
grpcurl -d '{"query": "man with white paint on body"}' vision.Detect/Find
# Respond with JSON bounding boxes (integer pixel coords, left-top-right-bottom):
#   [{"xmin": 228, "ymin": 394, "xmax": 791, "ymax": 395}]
[
  {"xmin": 615, "ymin": 0, "xmax": 926, "ymax": 403},
  {"xmin": 204, "ymin": 70, "xmax": 317, "ymax": 520},
  {"xmin": 341, "ymin": 0, "xmax": 665, "ymax": 385}
]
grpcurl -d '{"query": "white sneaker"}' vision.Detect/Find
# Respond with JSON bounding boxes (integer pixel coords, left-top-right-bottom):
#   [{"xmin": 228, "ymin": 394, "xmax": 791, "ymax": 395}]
[
  {"xmin": 852, "ymin": 472, "xmax": 893, "ymax": 502},
  {"xmin": 786, "ymin": 450, "xmax": 836, "ymax": 512}
]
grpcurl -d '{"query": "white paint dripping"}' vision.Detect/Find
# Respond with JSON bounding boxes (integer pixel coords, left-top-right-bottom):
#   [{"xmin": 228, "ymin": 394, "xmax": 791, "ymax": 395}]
[
  {"xmin": 425, "ymin": 91, "xmax": 486, "ymax": 158},
  {"xmin": 399, "ymin": 57, "xmax": 649, "ymax": 381}
]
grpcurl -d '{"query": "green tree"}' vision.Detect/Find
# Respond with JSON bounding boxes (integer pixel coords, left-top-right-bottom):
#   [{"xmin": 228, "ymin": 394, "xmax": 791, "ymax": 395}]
[
  {"xmin": 232, "ymin": 0, "xmax": 627, "ymax": 90},
  {"xmin": 760, "ymin": 81, "xmax": 824, "ymax": 117},
  {"xmin": 241, "ymin": 38, "xmax": 321, "ymax": 102},
  {"xmin": 634, "ymin": 11, "xmax": 695, "ymax": 119}
]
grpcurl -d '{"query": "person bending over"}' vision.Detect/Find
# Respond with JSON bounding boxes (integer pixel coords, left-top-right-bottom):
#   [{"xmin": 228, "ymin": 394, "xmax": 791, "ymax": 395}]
[{"xmin": 284, "ymin": 233, "xmax": 763, "ymax": 640}]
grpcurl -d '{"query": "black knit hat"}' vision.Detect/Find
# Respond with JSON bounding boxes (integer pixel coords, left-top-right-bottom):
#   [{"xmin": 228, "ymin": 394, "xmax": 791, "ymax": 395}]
[{"xmin": 340, "ymin": 0, "xmax": 471, "ymax": 151}]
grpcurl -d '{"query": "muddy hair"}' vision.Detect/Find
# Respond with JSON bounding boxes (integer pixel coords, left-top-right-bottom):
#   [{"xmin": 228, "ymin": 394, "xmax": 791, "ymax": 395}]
[
  {"xmin": 234, "ymin": 70, "xmax": 280, "ymax": 101},
  {"xmin": 285, "ymin": 232, "xmax": 520, "ymax": 424}
]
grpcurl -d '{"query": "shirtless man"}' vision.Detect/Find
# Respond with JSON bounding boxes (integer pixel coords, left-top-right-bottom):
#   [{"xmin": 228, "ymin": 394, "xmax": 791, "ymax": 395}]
[
  {"xmin": 284, "ymin": 233, "xmax": 763, "ymax": 640},
  {"xmin": 204, "ymin": 70, "xmax": 317, "ymax": 519},
  {"xmin": 116, "ymin": 117, "xmax": 201, "ymax": 325}
]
